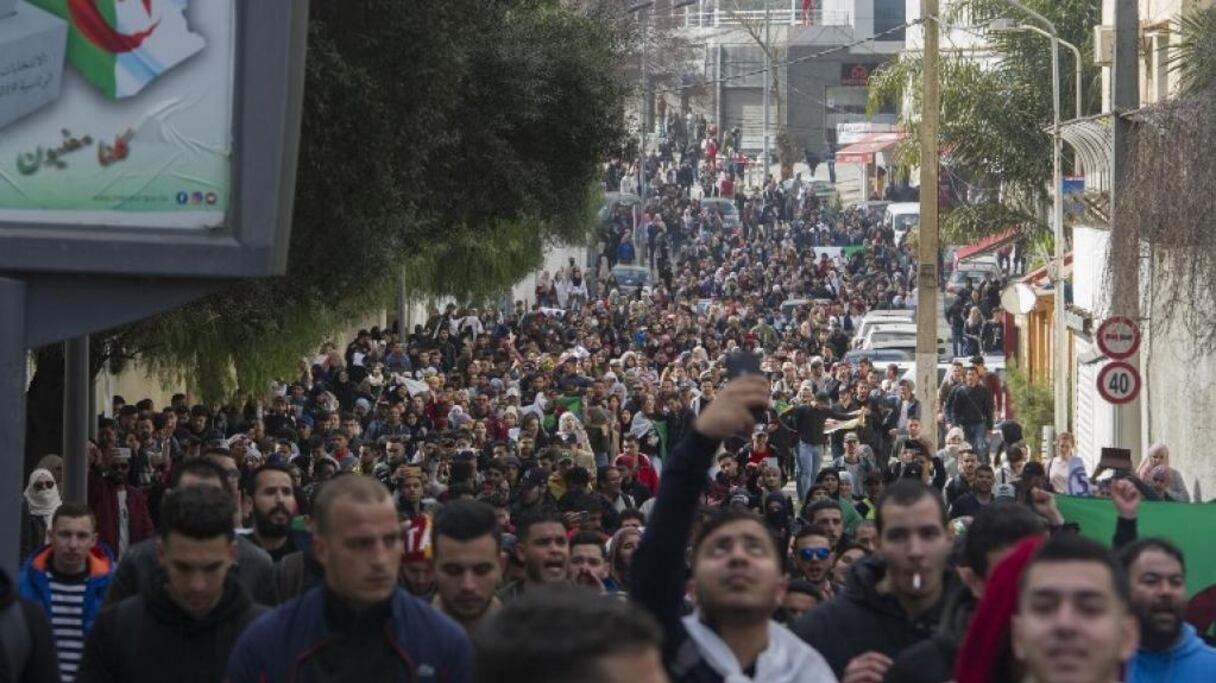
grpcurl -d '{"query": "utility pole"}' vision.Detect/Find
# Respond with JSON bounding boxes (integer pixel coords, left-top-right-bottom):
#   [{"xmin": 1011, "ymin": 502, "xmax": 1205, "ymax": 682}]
[
  {"xmin": 915, "ymin": 0, "xmax": 940, "ymax": 454},
  {"xmin": 639, "ymin": 5, "xmax": 649, "ymax": 209},
  {"xmin": 1110, "ymin": 0, "xmax": 1141, "ymax": 454},
  {"xmin": 762, "ymin": 0, "xmax": 771, "ymax": 191},
  {"xmin": 63, "ymin": 336, "xmax": 90, "ymax": 503}
]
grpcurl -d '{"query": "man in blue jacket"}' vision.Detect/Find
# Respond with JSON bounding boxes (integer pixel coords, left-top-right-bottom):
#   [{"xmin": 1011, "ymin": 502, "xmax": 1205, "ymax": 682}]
[
  {"xmin": 18, "ymin": 502, "xmax": 113, "ymax": 683},
  {"xmin": 226, "ymin": 475, "xmax": 472, "ymax": 682},
  {"xmin": 1119, "ymin": 538, "xmax": 1216, "ymax": 682}
]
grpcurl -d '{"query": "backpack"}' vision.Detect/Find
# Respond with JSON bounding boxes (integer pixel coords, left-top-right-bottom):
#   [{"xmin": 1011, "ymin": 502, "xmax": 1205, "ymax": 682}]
[{"xmin": 0, "ymin": 601, "xmax": 30, "ymax": 680}]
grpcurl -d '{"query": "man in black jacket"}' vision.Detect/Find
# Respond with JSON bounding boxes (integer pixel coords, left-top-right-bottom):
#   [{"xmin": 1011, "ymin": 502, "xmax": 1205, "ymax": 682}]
[
  {"xmin": 944, "ymin": 367, "xmax": 993, "ymax": 457},
  {"xmin": 793, "ymin": 479, "xmax": 956, "ymax": 681},
  {"xmin": 0, "ymin": 567, "xmax": 59, "ymax": 683},
  {"xmin": 779, "ymin": 389, "xmax": 859, "ymax": 502},
  {"xmin": 885, "ymin": 502, "xmax": 1048, "ymax": 683},
  {"xmin": 78, "ymin": 486, "xmax": 267, "ymax": 683}
]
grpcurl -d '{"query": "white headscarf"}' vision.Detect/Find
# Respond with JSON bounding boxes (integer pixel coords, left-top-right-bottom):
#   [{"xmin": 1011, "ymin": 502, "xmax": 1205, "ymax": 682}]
[{"xmin": 24, "ymin": 469, "xmax": 61, "ymax": 543}]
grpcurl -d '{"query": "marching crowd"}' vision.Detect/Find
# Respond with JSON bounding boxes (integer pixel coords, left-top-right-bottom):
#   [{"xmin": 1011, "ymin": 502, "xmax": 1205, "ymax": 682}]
[{"xmin": 4, "ymin": 128, "xmax": 1213, "ymax": 683}]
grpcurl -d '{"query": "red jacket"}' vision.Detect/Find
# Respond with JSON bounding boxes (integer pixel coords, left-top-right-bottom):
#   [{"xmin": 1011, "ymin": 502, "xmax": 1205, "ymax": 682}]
[{"xmin": 88, "ymin": 468, "xmax": 154, "ymax": 559}]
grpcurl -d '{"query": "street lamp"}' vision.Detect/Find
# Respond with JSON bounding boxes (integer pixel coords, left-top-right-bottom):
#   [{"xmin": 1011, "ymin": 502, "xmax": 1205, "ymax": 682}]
[
  {"xmin": 994, "ymin": 0, "xmax": 1068, "ymax": 436},
  {"xmin": 990, "ymin": 18, "xmax": 1083, "ymax": 120}
]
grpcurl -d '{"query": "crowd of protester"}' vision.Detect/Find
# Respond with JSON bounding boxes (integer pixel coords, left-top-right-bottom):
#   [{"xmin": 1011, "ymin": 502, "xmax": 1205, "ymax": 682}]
[{"xmin": 2, "ymin": 122, "xmax": 1212, "ymax": 682}]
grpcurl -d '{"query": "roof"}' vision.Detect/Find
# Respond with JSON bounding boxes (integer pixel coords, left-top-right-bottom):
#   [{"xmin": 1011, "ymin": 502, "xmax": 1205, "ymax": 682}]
[
  {"xmin": 1022, "ymin": 252, "xmax": 1074, "ymax": 289},
  {"xmin": 954, "ymin": 228, "xmax": 1018, "ymax": 262},
  {"xmin": 836, "ymin": 132, "xmax": 907, "ymax": 164}
]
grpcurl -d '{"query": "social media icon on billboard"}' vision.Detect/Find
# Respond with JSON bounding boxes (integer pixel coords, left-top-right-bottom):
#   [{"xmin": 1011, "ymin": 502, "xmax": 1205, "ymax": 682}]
[{"xmin": 176, "ymin": 192, "xmax": 189, "ymax": 205}]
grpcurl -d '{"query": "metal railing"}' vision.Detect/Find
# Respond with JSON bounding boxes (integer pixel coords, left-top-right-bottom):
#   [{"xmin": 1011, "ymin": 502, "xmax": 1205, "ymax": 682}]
[{"xmin": 680, "ymin": 7, "xmax": 853, "ymax": 29}]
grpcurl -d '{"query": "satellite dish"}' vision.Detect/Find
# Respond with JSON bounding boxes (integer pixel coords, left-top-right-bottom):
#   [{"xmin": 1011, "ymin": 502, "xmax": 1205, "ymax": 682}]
[{"xmin": 1001, "ymin": 282, "xmax": 1038, "ymax": 315}]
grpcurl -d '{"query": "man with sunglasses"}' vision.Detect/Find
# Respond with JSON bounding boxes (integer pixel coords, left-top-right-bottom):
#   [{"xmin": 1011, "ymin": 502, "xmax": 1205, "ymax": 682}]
[
  {"xmin": 791, "ymin": 526, "xmax": 838, "ymax": 600},
  {"xmin": 87, "ymin": 444, "xmax": 154, "ymax": 561}
]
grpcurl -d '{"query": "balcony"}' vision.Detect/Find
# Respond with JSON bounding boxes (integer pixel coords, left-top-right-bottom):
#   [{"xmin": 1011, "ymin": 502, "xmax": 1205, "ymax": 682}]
[{"xmin": 675, "ymin": 4, "xmax": 853, "ymax": 29}]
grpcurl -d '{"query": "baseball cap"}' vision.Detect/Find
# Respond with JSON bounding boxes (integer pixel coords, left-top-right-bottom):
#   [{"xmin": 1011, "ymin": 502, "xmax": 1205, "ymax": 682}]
[{"xmin": 844, "ymin": 432, "xmax": 860, "ymax": 442}]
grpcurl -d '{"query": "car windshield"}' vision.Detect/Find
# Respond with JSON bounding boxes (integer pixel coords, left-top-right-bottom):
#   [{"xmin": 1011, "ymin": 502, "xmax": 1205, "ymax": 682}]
[
  {"xmin": 951, "ymin": 269, "xmax": 992, "ymax": 284},
  {"xmin": 893, "ymin": 214, "xmax": 919, "ymax": 231},
  {"xmin": 703, "ymin": 200, "xmax": 737, "ymax": 215},
  {"xmin": 613, "ymin": 268, "xmax": 648, "ymax": 286}
]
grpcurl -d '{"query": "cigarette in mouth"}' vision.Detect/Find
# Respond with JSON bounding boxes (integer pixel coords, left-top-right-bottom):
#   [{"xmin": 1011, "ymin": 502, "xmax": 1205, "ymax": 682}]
[{"xmin": 912, "ymin": 572, "xmax": 923, "ymax": 590}]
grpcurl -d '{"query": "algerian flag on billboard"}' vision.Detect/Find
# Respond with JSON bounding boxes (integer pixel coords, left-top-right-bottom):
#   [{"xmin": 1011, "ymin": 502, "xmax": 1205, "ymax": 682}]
[
  {"xmin": 29, "ymin": 0, "xmax": 205, "ymax": 99},
  {"xmin": 1056, "ymin": 495, "xmax": 1216, "ymax": 599}
]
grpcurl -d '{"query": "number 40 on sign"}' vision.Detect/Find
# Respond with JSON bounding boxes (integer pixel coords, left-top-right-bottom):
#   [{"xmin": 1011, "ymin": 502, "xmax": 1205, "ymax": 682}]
[{"xmin": 1097, "ymin": 361, "xmax": 1141, "ymax": 405}]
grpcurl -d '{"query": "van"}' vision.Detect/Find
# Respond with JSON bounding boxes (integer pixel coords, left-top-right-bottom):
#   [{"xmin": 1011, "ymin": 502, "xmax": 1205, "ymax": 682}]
[{"xmin": 883, "ymin": 203, "xmax": 921, "ymax": 245}]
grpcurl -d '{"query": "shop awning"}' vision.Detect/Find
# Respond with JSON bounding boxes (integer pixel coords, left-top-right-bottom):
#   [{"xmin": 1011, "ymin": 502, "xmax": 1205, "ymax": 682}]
[
  {"xmin": 835, "ymin": 132, "xmax": 906, "ymax": 165},
  {"xmin": 954, "ymin": 228, "xmax": 1019, "ymax": 263},
  {"xmin": 1023, "ymin": 252, "xmax": 1074, "ymax": 289}
]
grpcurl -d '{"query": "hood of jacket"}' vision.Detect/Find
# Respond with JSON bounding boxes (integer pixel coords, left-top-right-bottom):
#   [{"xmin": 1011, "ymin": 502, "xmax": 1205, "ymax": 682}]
[
  {"xmin": 843, "ymin": 554, "xmax": 958, "ymax": 625},
  {"xmin": 144, "ymin": 568, "xmax": 253, "ymax": 637},
  {"xmin": 26, "ymin": 543, "xmax": 114, "ymax": 579}
]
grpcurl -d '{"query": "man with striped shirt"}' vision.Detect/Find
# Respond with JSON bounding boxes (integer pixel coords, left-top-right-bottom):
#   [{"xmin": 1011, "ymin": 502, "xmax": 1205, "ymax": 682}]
[{"xmin": 18, "ymin": 503, "xmax": 114, "ymax": 683}]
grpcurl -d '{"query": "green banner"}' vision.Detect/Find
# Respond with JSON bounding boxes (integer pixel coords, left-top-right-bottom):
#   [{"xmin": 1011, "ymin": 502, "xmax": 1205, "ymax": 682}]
[
  {"xmin": 1056, "ymin": 495, "xmax": 1216, "ymax": 598},
  {"xmin": 843, "ymin": 245, "xmax": 868, "ymax": 258}
]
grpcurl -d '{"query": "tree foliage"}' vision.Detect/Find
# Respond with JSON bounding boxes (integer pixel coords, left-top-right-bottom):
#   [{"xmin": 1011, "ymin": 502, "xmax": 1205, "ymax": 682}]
[
  {"xmin": 1113, "ymin": 3, "xmax": 1216, "ymax": 351},
  {"xmin": 75, "ymin": 0, "xmax": 628, "ymax": 400},
  {"xmin": 867, "ymin": 0, "xmax": 1099, "ymax": 245}
]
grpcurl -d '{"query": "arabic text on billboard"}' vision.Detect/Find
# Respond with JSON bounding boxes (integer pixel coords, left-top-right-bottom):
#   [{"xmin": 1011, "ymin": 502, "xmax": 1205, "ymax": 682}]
[{"xmin": 0, "ymin": 0, "xmax": 235, "ymax": 229}]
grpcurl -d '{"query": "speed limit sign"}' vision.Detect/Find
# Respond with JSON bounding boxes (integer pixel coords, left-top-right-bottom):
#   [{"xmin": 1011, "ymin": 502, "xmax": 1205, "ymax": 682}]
[{"xmin": 1097, "ymin": 361, "xmax": 1141, "ymax": 404}]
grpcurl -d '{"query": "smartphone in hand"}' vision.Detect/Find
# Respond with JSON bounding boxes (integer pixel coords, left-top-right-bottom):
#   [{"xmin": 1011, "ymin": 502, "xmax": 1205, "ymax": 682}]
[{"xmin": 725, "ymin": 350, "xmax": 768, "ymax": 425}]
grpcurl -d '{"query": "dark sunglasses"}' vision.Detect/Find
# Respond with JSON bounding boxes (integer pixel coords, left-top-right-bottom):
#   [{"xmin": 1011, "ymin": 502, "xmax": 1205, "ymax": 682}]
[
  {"xmin": 798, "ymin": 546, "xmax": 831, "ymax": 561},
  {"xmin": 33, "ymin": 481, "xmax": 55, "ymax": 491}
]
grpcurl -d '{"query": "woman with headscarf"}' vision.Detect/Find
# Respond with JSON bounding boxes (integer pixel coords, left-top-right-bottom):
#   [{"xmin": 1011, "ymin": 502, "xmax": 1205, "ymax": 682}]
[
  {"xmin": 1136, "ymin": 443, "xmax": 1189, "ymax": 502},
  {"xmin": 605, "ymin": 526, "xmax": 643, "ymax": 594},
  {"xmin": 21, "ymin": 468, "xmax": 62, "ymax": 560}
]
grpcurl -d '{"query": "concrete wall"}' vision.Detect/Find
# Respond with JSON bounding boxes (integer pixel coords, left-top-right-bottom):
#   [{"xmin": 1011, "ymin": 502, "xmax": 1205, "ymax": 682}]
[
  {"xmin": 97, "ymin": 241, "xmax": 591, "ymax": 411},
  {"xmin": 1142, "ymin": 252, "xmax": 1215, "ymax": 501}
]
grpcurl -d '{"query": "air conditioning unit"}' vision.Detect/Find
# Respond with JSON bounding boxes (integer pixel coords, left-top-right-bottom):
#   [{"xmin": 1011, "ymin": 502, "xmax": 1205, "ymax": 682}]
[{"xmin": 1094, "ymin": 25, "xmax": 1114, "ymax": 65}]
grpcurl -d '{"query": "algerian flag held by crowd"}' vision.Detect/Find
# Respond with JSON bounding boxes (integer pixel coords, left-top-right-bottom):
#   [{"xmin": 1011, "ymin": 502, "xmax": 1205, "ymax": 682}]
[
  {"xmin": 29, "ymin": 0, "xmax": 206, "ymax": 99},
  {"xmin": 1056, "ymin": 495, "xmax": 1216, "ymax": 598}
]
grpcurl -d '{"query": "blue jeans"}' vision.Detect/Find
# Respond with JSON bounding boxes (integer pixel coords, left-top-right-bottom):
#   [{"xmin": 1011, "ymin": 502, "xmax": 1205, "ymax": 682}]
[
  {"xmin": 965, "ymin": 423, "xmax": 988, "ymax": 458},
  {"xmin": 796, "ymin": 442, "xmax": 822, "ymax": 502}
]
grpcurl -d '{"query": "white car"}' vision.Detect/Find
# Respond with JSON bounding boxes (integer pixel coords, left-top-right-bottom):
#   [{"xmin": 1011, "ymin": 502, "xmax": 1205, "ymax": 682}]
[{"xmin": 883, "ymin": 203, "xmax": 921, "ymax": 245}]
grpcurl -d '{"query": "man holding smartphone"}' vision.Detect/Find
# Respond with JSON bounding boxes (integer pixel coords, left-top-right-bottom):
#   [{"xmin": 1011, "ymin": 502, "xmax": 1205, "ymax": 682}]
[{"xmin": 778, "ymin": 388, "xmax": 860, "ymax": 503}]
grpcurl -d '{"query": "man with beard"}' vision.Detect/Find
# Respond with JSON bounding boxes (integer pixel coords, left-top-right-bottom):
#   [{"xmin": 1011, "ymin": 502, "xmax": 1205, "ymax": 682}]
[
  {"xmin": 790, "ymin": 527, "xmax": 838, "ymax": 599},
  {"xmin": 431, "ymin": 501, "xmax": 502, "ymax": 634},
  {"xmin": 1120, "ymin": 538, "xmax": 1216, "ymax": 680},
  {"xmin": 87, "ymin": 446, "xmax": 154, "ymax": 560},
  {"xmin": 104, "ymin": 459, "xmax": 275, "ymax": 607},
  {"xmin": 245, "ymin": 464, "xmax": 299, "ymax": 563}
]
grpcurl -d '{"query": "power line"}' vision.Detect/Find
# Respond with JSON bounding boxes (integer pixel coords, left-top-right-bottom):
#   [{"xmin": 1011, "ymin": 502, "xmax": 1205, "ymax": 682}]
[{"xmin": 651, "ymin": 18, "xmax": 925, "ymax": 95}]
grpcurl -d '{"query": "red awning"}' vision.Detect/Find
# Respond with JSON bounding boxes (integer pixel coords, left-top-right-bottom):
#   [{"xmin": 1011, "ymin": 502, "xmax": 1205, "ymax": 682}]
[
  {"xmin": 835, "ymin": 132, "xmax": 906, "ymax": 165},
  {"xmin": 954, "ymin": 228, "xmax": 1018, "ymax": 263},
  {"xmin": 1022, "ymin": 252, "xmax": 1074, "ymax": 287}
]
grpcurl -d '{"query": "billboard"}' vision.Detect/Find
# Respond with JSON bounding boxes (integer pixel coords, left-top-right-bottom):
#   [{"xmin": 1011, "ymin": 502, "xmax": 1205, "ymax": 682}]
[{"xmin": 0, "ymin": 0, "xmax": 234, "ymax": 229}]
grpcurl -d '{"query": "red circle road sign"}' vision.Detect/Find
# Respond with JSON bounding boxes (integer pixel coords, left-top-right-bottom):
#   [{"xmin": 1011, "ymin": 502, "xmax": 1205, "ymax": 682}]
[
  {"xmin": 1096, "ymin": 316, "xmax": 1141, "ymax": 359},
  {"xmin": 1097, "ymin": 361, "xmax": 1141, "ymax": 404}
]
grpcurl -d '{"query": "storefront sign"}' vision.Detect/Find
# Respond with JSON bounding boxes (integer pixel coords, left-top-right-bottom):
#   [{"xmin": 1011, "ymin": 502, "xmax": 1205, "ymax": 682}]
[{"xmin": 841, "ymin": 62, "xmax": 875, "ymax": 86}]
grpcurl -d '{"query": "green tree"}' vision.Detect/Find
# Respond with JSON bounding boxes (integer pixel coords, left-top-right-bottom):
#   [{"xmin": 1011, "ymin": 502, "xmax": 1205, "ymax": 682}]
[
  {"xmin": 26, "ymin": 0, "xmax": 628, "ymax": 457},
  {"xmin": 867, "ymin": 0, "xmax": 1099, "ymax": 246}
]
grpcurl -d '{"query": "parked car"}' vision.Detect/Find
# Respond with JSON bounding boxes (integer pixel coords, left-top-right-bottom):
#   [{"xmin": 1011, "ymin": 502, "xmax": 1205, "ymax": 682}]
[
  {"xmin": 944, "ymin": 256, "xmax": 1003, "ymax": 308},
  {"xmin": 883, "ymin": 202, "xmax": 921, "ymax": 245},
  {"xmin": 610, "ymin": 264, "xmax": 651, "ymax": 295},
  {"xmin": 699, "ymin": 198, "xmax": 741, "ymax": 229}
]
